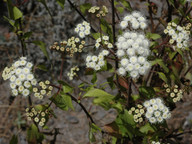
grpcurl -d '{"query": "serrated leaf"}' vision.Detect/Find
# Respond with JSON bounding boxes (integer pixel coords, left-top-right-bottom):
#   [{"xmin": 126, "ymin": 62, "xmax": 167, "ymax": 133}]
[
  {"xmin": 58, "ymin": 80, "xmax": 73, "ymax": 93},
  {"xmin": 91, "ymin": 33, "xmax": 101, "ymax": 40},
  {"xmin": 32, "ymin": 40, "xmax": 49, "ymax": 59}
]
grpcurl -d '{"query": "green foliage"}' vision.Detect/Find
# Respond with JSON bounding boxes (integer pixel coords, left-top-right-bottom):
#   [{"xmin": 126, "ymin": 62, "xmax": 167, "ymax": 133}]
[
  {"xmin": 89, "ymin": 123, "xmax": 101, "ymax": 142},
  {"xmin": 27, "ymin": 124, "xmax": 44, "ymax": 143},
  {"xmin": 32, "ymin": 41, "xmax": 49, "ymax": 59},
  {"xmin": 100, "ymin": 18, "xmax": 113, "ymax": 41},
  {"xmin": 151, "ymin": 59, "xmax": 169, "ymax": 73},
  {"xmin": 139, "ymin": 123, "xmax": 155, "ymax": 134},
  {"xmin": 80, "ymin": 3, "xmax": 92, "ymax": 14},
  {"xmin": 139, "ymin": 86, "xmax": 156, "ymax": 98},
  {"xmin": 9, "ymin": 135, "xmax": 18, "ymax": 144},
  {"xmin": 36, "ymin": 64, "xmax": 48, "ymax": 71},
  {"xmin": 146, "ymin": 32, "xmax": 161, "ymax": 40}
]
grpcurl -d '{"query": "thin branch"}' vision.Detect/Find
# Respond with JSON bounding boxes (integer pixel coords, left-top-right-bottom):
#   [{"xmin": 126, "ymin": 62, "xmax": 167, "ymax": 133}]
[{"xmin": 66, "ymin": 0, "xmax": 96, "ymax": 33}]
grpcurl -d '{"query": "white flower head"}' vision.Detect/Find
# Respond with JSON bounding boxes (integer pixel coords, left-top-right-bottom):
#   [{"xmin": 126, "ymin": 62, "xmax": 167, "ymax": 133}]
[
  {"xmin": 120, "ymin": 21, "xmax": 128, "ymax": 29},
  {"xmin": 118, "ymin": 67, "xmax": 126, "ymax": 76}
]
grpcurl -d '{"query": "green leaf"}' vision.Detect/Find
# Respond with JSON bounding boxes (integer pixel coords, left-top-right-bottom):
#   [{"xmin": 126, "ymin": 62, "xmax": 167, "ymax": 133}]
[
  {"xmin": 83, "ymin": 88, "xmax": 114, "ymax": 98},
  {"xmin": 9, "ymin": 135, "xmax": 18, "ymax": 144},
  {"xmin": 27, "ymin": 124, "xmax": 44, "ymax": 143},
  {"xmin": 91, "ymin": 33, "xmax": 101, "ymax": 40},
  {"xmin": 32, "ymin": 41, "xmax": 49, "ymax": 59},
  {"xmin": 58, "ymin": 80, "xmax": 73, "ymax": 93},
  {"xmin": 56, "ymin": 0, "xmax": 65, "ymax": 9},
  {"xmin": 50, "ymin": 93, "xmax": 74, "ymax": 111},
  {"xmin": 157, "ymin": 72, "xmax": 168, "ymax": 83},
  {"xmin": 23, "ymin": 31, "xmax": 32, "ymax": 40},
  {"xmin": 107, "ymin": 75, "xmax": 115, "ymax": 89},
  {"xmin": 151, "ymin": 59, "xmax": 169, "ymax": 73},
  {"xmin": 13, "ymin": 7, "xmax": 23, "ymax": 20},
  {"xmin": 61, "ymin": 92, "xmax": 74, "ymax": 110},
  {"xmin": 139, "ymin": 123, "xmax": 155, "ymax": 134},
  {"xmin": 80, "ymin": 3, "xmax": 92, "ymax": 14},
  {"xmin": 91, "ymin": 72, "xmax": 97, "ymax": 84},
  {"xmin": 36, "ymin": 64, "xmax": 48, "ymax": 71},
  {"xmin": 120, "ymin": 0, "xmax": 132, "ymax": 11},
  {"xmin": 89, "ymin": 123, "xmax": 101, "ymax": 142},
  {"xmin": 131, "ymin": 94, "xmax": 140, "ymax": 101},
  {"xmin": 139, "ymin": 86, "xmax": 155, "ymax": 98},
  {"xmin": 83, "ymin": 88, "xmax": 115, "ymax": 110},
  {"xmin": 146, "ymin": 32, "xmax": 161, "ymax": 40},
  {"xmin": 3, "ymin": 16, "xmax": 15, "ymax": 26},
  {"xmin": 115, "ymin": 110, "xmax": 136, "ymax": 139},
  {"xmin": 116, "ymin": 7, "xmax": 124, "ymax": 13},
  {"xmin": 100, "ymin": 18, "xmax": 113, "ymax": 41}
]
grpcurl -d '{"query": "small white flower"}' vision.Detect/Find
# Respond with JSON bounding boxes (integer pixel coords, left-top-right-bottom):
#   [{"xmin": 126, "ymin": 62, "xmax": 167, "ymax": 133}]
[
  {"xmin": 95, "ymin": 65, "xmax": 101, "ymax": 71},
  {"xmin": 31, "ymin": 79, "xmax": 37, "ymax": 86},
  {"xmin": 140, "ymin": 22, "xmax": 147, "ymax": 29},
  {"xmin": 149, "ymin": 117, "xmax": 157, "ymax": 123},
  {"xmin": 92, "ymin": 56, "xmax": 98, "ymax": 62},
  {"xmin": 98, "ymin": 60, "xmax": 105, "ymax": 67},
  {"xmin": 143, "ymin": 101, "xmax": 150, "ymax": 107},
  {"xmin": 22, "ymin": 89, "xmax": 30, "ymax": 97},
  {"xmin": 10, "ymin": 83, "xmax": 16, "ymax": 89},
  {"xmin": 14, "ymin": 61, "xmax": 20, "ymax": 67},
  {"xmin": 125, "ymin": 63, "xmax": 134, "ymax": 71},
  {"xmin": 127, "ymin": 48, "xmax": 135, "ymax": 56},
  {"xmin": 103, "ymin": 36, "xmax": 109, "ymax": 41},
  {"xmin": 15, "ymin": 78, "xmax": 22, "ymax": 86},
  {"xmin": 23, "ymin": 68, "xmax": 30, "ymax": 74},
  {"xmin": 12, "ymin": 89, "xmax": 18, "ymax": 96},
  {"xmin": 15, "ymin": 68, "xmax": 22, "ymax": 75},
  {"xmin": 27, "ymin": 74, "xmax": 34, "ymax": 81},
  {"xmin": 134, "ymin": 63, "xmax": 141, "ymax": 70},
  {"xmin": 90, "ymin": 62, "xmax": 96, "ymax": 68},
  {"xmin": 86, "ymin": 56, "xmax": 92, "ymax": 62},
  {"xmin": 130, "ymin": 56, "xmax": 137, "ymax": 64},
  {"xmin": 102, "ymin": 50, "xmax": 109, "ymax": 56},
  {"xmin": 120, "ymin": 21, "xmax": 128, "ymax": 29},
  {"xmin": 132, "ymin": 11, "xmax": 141, "ymax": 18},
  {"xmin": 18, "ymin": 85, "xmax": 24, "ymax": 92},
  {"xmin": 19, "ymin": 73, "xmax": 26, "ymax": 81},
  {"xmin": 118, "ymin": 67, "xmax": 126, "ymax": 76},
  {"xmin": 79, "ymin": 32, "xmax": 85, "ymax": 38},
  {"xmin": 123, "ymin": 32, "xmax": 130, "ymax": 38},
  {"xmin": 138, "ymin": 56, "xmax": 146, "ymax": 64},
  {"xmin": 26, "ymin": 62, "xmax": 33, "ymax": 68},
  {"xmin": 20, "ymin": 60, "xmax": 27, "ymax": 66},
  {"xmin": 10, "ymin": 75, "xmax": 16, "ymax": 82},
  {"xmin": 120, "ymin": 58, "xmax": 129, "ymax": 67},
  {"xmin": 24, "ymin": 81, "xmax": 31, "ymax": 88},
  {"xmin": 124, "ymin": 15, "xmax": 132, "ymax": 21},
  {"xmin": 130, "ymin": 70, "xmax": 138, "ymax": 78}
]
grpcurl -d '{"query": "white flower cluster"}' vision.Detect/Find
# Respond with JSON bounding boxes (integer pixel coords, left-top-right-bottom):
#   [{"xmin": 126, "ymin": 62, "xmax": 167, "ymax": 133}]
[
  {"xmin": 116, "ymin": 31, "xmax": 151, "ymax": 78},
  {"xmin": 151, "ymin": 141, "xmax": 161, "ymax": 144},
  {"xmin": 164, "ymin": 84, "xmax": 183, "ymax": 103},
  {"xmin": 128, "ymin": 104, "xmax": 145, "ymax": 123},
  {"xmin": 164, "ymin": 22, "xmax": 191, "ymax": 49},
  {"xmin": 33, "ymin": 80, "xmax": 53, "ymax": 99},
  {"xmin": 144, "ymin": 98, "xmax": 171, "ymax": 124},
  {"xmin": 86, "ymin": 50, "xmax": 109, "ymax": 71},
  {"xmin": 120, "ymin": 11, "xmax": 147, "ymax": 30},
  {"xmin": 67, "ymin": 66, "xmax": 79, "ymax": 80},
  {"xmin": 95, "ymin": 35, "xmax": 113, "ymax": 49},
  {"xmin": 2, "ymin": 57, "xmax": 36, "ymax": 97},
  {"xmin": 74, "ymin": 21, "xmax": 91, "ymax": 38}
]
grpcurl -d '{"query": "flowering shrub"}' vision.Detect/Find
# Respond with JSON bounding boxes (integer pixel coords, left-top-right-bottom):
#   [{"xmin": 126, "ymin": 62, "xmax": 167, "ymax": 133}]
[{"xmin": 1, "ymin": 0, "xmax": 192, "ymax": 144}]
